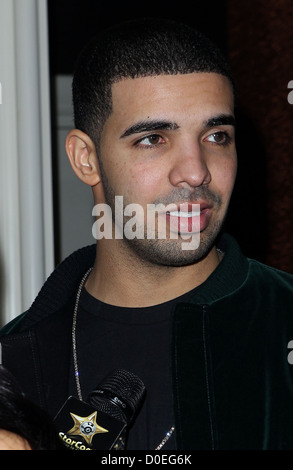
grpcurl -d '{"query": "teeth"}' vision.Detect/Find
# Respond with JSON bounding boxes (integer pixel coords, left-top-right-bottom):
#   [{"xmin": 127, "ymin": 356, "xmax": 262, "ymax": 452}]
[{"xmin": 168, "ymin": 211, "xmax": 201, "ymax": 217}]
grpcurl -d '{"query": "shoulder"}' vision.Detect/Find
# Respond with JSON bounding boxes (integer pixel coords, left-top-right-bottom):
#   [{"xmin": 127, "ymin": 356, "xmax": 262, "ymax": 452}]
[
  {"xmin": 0, "ymin": 244, "xmax": 96, "ymax": 338},
  {"xmin": 0, "ymin": 312, "xmax": 28, "ymax": 337},
  {"xmin": 245, "ymin": 258, "xmax": 293, "ymax": 314},
  {"xmin": 0, "ymin": 301, "xmax": 73, "ymax": 340},
  {"xmin": 248, "ymin": 257, "xmax": 293, "ymax": 288}
]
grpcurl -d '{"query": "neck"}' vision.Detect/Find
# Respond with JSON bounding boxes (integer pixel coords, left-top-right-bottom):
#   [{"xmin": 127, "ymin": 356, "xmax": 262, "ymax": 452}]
[{"xmin": 85, "ymin": 239, "xmax": 222, "ymax": 307}]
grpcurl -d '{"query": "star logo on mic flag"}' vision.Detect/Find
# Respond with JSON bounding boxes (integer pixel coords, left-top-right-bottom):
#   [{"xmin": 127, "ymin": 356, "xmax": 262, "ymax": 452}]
[{"xmin": 67, "ymin": 411, "xmax": 109, "ymax": 445}]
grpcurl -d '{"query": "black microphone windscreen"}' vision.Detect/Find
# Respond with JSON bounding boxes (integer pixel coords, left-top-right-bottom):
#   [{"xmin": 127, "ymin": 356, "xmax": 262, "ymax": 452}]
[{"xmin": 87, "ymin": 369, "xmax": 145, "ymax": 425}]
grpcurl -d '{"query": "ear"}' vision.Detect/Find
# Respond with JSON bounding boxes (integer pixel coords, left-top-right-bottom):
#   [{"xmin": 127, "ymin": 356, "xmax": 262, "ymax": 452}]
[{"xmin": 65, "ymin": 129, "xmax": 101, "ymax": 187}]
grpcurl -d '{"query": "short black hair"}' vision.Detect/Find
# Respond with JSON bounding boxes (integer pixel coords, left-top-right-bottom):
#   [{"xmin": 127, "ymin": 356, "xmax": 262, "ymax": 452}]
[
  {"xmin": 72, "ymin": 17, "xmax": 234, "ymax": 148},
  {"xmin": 0, "ymin": 366, "xmax": 64, "ymax": 450}
]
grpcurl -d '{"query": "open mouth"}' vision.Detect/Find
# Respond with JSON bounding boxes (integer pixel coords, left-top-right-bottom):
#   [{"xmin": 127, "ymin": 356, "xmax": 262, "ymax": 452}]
[
  {"xmin": 161, "ymin": 202, "xmax": 210, "ymax": 234},
  {"xmin": 166, "ymin": 209, "xmax": 201, "ymax": 218}
]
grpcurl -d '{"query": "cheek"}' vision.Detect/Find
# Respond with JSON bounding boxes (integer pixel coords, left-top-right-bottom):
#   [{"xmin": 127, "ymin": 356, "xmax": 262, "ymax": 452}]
[
  {"xmin": 100, "ymin": 149, "xmax": 128, "ymax": 196},
  {"xmin": 105, "ymin": 153, "xmax": 166, "ymax": 204},
  {"xmin": 126, "ymin": 163, "xmax": 166, "ymax": 204},
  {"xmin": 100, "ymin": 135, "xmax": 168, "ymax": 203},
  {"xmin": 212, "ymin": 159, "xmax": 237, "ymax": 201}
]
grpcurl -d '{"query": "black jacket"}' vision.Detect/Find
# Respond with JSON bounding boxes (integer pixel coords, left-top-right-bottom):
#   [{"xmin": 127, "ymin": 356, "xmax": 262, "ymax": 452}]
[{"xmin": 1, "ymin": 233, "xmax": 293, "ymax": 449}]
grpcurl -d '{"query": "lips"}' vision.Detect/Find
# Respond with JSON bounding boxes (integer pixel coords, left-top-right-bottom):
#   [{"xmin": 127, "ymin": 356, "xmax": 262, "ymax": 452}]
[
  {"xmin": 167, "ymin": 203, "xmax": 201, "ymax": 218},
  {"xmin": 163, "ymin": 201, "xmax": 212, "ymax": 234}
]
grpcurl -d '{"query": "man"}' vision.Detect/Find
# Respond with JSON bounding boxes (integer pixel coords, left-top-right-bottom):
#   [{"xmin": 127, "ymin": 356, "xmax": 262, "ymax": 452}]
[{"xmin": 1, "ymin": 18, "xmax": 293, "ymax": 450}]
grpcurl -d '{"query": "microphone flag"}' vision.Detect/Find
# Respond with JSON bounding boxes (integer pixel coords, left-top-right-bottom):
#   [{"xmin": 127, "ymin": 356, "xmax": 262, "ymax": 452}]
[{"xmin": 54, "ymin": 396, "xmax": 126, "ymax": 450}]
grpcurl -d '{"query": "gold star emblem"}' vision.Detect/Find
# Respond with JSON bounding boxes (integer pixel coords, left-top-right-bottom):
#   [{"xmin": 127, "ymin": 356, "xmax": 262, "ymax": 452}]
[{"xmin": 67, "ymin": 411, "xmax": 108, "ymax": 445}]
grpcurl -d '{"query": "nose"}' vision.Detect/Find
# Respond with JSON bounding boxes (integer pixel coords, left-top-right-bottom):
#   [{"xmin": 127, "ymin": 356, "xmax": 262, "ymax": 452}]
[{"xmin": 168, "ymin": 140, "xmax": 211, "ymax": 189}]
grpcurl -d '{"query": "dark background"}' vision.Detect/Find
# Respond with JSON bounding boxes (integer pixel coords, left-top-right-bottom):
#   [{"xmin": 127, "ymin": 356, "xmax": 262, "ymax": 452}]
[{"xmin": 47, "ymin": 0, "xmax": 293, "ymax": 272}]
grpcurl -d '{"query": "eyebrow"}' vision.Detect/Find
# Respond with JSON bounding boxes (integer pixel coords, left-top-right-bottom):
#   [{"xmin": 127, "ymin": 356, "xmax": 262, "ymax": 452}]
[
  {"xmin": 120, "ymin": 120, "xmax": 179, "ymax": 138},
  {"xmin": 205, "ymin": 114, "xmax": 236, "ymax": 128},
  {"xmin": 120, "ymin": 114, "xmax": 236, "ymax": 139}
]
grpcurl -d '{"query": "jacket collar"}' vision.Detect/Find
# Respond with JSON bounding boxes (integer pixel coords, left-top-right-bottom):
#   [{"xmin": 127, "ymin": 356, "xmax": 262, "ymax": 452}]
[
  {"xmin": 23, "ymin": 233, "xmax": 248, "ymax": 328},
  {"xmin": 23, "ymin": 244, "xmax": 96, "ymax": 329},
  {"xmin": 188, "ymin": 232, "xmax": 249, "ymax": 305}
]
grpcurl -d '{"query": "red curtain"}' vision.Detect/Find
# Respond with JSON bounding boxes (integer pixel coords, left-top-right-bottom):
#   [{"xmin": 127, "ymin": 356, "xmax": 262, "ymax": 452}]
[{"xmin": 227, "ymin": 0, "xmax": 293, "ymax": 272}]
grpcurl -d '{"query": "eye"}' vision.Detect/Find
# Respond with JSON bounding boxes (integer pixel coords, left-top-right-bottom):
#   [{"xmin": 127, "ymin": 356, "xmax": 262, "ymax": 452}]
[
  {"xmin": 204, "ymin": 131, "xmax": 232, "ymax": 146},
  {"xmin": 135, "ymin": 134, "xmax": 165, "ymax": 147}
]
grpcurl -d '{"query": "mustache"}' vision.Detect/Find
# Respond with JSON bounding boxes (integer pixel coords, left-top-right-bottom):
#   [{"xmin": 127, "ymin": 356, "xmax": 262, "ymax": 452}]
[{"xmin": 152, "ymin": 186, "xmax": 222, "ymax": 207}]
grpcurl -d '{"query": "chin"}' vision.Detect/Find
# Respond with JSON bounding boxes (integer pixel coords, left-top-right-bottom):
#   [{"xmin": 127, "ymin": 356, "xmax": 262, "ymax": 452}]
[{"xmin": 124, "ymin": 230, "xmax": 219, "ymax": 267}]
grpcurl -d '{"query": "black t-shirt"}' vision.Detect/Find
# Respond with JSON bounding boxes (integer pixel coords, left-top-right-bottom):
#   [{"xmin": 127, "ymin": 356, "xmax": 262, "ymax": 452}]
[{"xmin": 69, "ymin": 286, "xmax": 197, "ymax": 450}]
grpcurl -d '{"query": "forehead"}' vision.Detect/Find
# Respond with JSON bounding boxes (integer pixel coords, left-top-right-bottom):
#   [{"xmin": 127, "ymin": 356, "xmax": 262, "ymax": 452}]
[
  {"xmin": 110, "ymin": 73, "xmax": 234, "ymax": 123},
  {"xmin": 112, "ymin": 73, "xmax": 233, "ymax": 109}
]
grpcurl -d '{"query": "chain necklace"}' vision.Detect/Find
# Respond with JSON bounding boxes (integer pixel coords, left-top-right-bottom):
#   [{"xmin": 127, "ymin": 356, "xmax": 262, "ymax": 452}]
[{"xmin": 71, "ymin": 267, "xmax": 174, "ymax": 450}]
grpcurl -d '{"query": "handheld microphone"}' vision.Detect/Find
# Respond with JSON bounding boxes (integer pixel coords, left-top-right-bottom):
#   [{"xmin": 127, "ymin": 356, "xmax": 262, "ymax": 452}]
[{"xmin": 54, "ymin": 369, "xmax": 145, "ymax": 450}]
